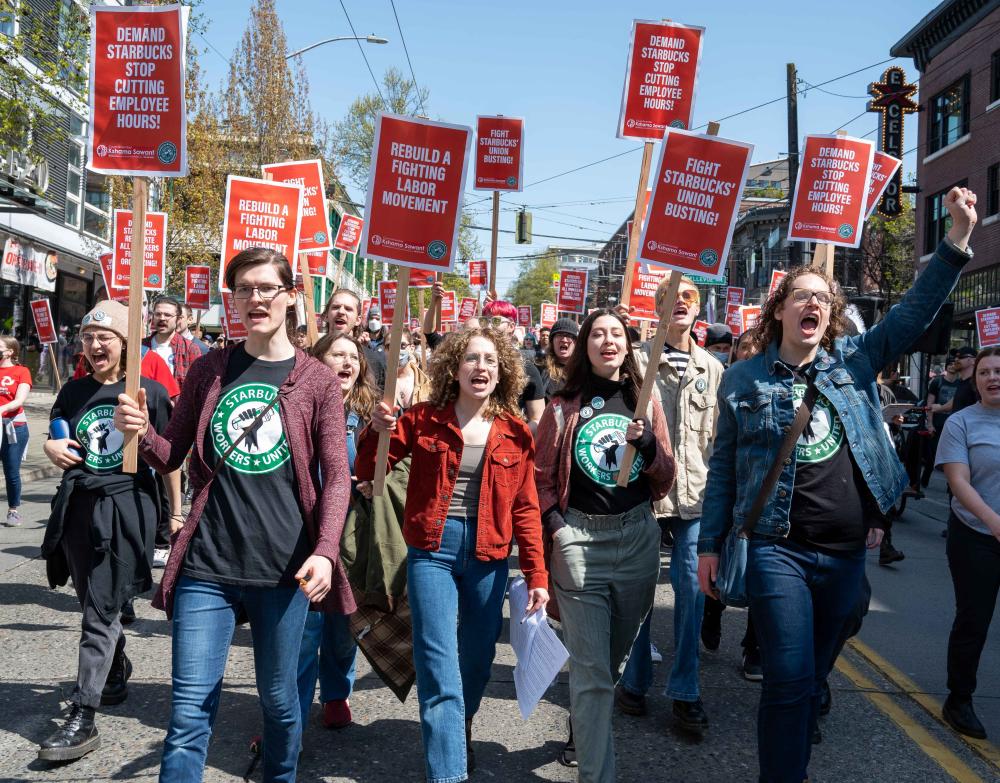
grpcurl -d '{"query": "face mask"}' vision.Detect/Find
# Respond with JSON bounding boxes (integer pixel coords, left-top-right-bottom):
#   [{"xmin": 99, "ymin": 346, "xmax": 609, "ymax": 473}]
[
  {"xmin": 711, "ymin": 351, "xmax": 730, "ymax": 365},
  {"xmin": 398, "ymin": 349, "xmax": 410, "ymax": 366},
  {"xmin": 368, "ymin": 318, "xmax": 382, "ymax": 332}
]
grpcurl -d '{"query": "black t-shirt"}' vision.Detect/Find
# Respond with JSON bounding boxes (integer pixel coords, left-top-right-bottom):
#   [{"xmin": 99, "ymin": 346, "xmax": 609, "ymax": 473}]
[
  {"xmin": 50, "ymin": 375, "xmax": 171, "ymax": 474},
  {"xmin": 928, "ymin": 375, "xmax": 960, "ymax": 430},
  {"xmin": 519, "ymin": 357, "xmax": 544, "ymax": 412},
  {"xmin": 184, "ymin": 346, "xmax": 310, "ymax": 587},
  {"xmin": 785, "ymin": 372, "xmax": 865, "ymax": 552},
  {"xmin": 567, "ymin": 374, "xmax": 651, "ymax": 515},
  {"xmin": 951, "ymin": 376, "xmax": 977, "ymax": 414}
]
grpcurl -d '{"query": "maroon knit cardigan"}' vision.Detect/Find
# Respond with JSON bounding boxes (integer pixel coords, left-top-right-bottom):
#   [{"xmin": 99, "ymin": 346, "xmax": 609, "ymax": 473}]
[{"xmin": 142, "ymin": 345, "xmax": 355, "ymax": 618}]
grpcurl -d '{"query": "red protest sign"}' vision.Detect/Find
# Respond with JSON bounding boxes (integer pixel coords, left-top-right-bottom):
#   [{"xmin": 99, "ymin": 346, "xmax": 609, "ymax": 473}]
[
  {"xmin": 629, "ymin": 260, "xmax": 669, "ymax": 320},
  {"xmin": 740, "ymin": 305, "xmax": 761, "ymax": 335},
  {"xmin": 618, "ymin": 19, "xmax": 704, "ymax": 140},
  {"xmin": 788, "ymin": 134, "xmax": 875, "ymax": 248},
  {"xmin": 458, "ymin": 297, "xmax": 478, "ymax": 321},
  {"xmin": 221, "ymin": 291, "xmax": 248, "ymax": 340},
  {"xmin": 333, "ymin": 214, "xmax": 364, "ymax": 254},
  {"xmin": 185, "ymin": 265, "xmax": 211, "ymax": 310},
  {"xmin": 440, "ymin": 290, "xmax": 458, "ymax": 322},
  {"xmin": 975, "ymin": 307, "xmax": 1000, "ymax": 348},
  {"xmin": 540, "ymin": 302, "xmax": 557, "ymax": 328},
  {"xmin": 725, "ymin": 286, "xmax": 745, "ymax": 306},
  {"xmin": 88, "ymin": 4, "xmax": 188, "ymax": 176},
  {"xmin": 409, "ymin": 270, "xmax": 437, "ymax": 289},
  {"xmin": 767, "ymin": 270, "xmax": 787, "ymax": 300},
  {"xmin": 361, "ymin": 113, "xmax": 472, "ymax": 273},
  {"xmin": 517, "ymin": 305, "xmax": 532, "ymax": 327},
  {"xmin": 725, "ymin": 302, "xmax": 743, "ymax": 336},
  {"xmin": 639, "ymin": 129, "xmax": 752, "ymax": 280},
  {"xmin": 692, "ymin": 320, "xmax": 709, "ymax": 347},
  {"xmin": 864, "ymin": 151, "xmax": 903, "ymax": 219},
  {"xmin": 220, "ymin": 175, "xmax": 303, "ymax": 291},
  {"xmin": 303, "ymin": 251, "xmax": 329, "ymax": 277},
  {"xmin": 378, "ymin": 280, "xmax": 408, "ymax": 323},
  {"xmin": 261, "ymin": 159, "xmax": 332, "ymax": 253},
  {"xmin": 98, "ymin": 252, "xmax": 129, "ymax": 302},
  {"xmin": 557, "ymin": 269, "xmax": 589, "ymax": 314},
  {"xmin": 112, "ymin": 209, "xmax": 167, "ymax": 291},
  {"xmin": 30, "ymin": 299, "xmax": 57, "ymax": 344},
  {"xmin": 468, "ymin": 259, "xmax": 488, "ymax": 287},
  {"xmin": 474, "ymin": 116, "xmax": 524, "ymax": 191},
  {"xmin": 361, "ymin": 298, "xmax": 374, "ymax": 321}
]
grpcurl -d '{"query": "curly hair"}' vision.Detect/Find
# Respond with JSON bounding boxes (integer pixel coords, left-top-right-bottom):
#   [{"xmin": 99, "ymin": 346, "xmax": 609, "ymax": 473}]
[
  {"xmin": 754, "ymin": 266, "xmax": 847, "ymax": 354},
  {"xmin": 311, "ymin": 332, "xmax": 377, "ymax": 420},
  {"xmin": 426, "ymin": 327, "xmax": 525, "ymax": 420},
  {"xmin": 558, "ymin": 309, "xmax": 644, "ymax": 409}
]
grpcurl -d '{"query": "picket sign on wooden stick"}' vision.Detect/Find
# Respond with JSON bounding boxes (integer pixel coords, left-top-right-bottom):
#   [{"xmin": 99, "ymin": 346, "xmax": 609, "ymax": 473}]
[
  {"xmin": 49, "ymin": 348, "xmax": 62, "ymax": 390},
  {"xmin": 433, "ymin": 272, "xmax": 443, "ymax": 331},
  {"xmin": 417, "ymin": 287, "xmax": 427, "ymax": 371},
  {"xmin": 812, "ymin": 243, "xmax": 835, "ymax": 276},
  {"xmin": 296, "ymin": 253, "xmax": 319, "ymax": 345},
  {"xmin": 373, "ymin": 265, "xmax": 411, "ymax": 496},
  {"xmin": 620, "ymin": 142, "xmax": 655, "ymax": 308},
  {"xmin": 489, "ymin": 190, "xmax": 500, "ymax": 298},
  {"xmin": 122, "ymin": 176, "xmax": 148, "ymax": 474},
  {"xmin": 617, "ymin": 121, "xmax": 721, "ymax": 487}
]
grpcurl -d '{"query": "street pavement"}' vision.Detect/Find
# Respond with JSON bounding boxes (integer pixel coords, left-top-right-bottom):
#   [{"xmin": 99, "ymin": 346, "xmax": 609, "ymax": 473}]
[{"xmin": 1, "ymin": 394, "xmax": 998, "ymax": 781}]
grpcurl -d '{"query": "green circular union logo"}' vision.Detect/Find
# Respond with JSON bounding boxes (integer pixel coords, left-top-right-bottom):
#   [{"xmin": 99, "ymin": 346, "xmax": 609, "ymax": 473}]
[
  {"xmin": 837, "ymin": 223, "xmax": 854, "ymax": 239},
  {"xmin": 211, "ymin": 383, "xmax": 290, "ymax": 474},
  {"xmin": 76, "ymin": 405, "xmax": 124, "ymax": 471},
  {"xmin": 573, "ymin": 412, "xmax": 645, "ymax": 487},
  {"xmin": 792, "ymin": 384, "xmax": 844, "ymax": 463},
  {"xmin": 426, "ymin": 240, "xmax": 448, "ymax": 260}
]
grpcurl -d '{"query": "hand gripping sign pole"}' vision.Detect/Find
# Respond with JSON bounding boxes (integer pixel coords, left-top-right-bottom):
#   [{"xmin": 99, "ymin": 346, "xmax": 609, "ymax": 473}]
[
  {"xmin": 122, "ymin": 176, "xmax": 148, "ymax": 474},
  {"xmin": 373, "ymin": 265, "xmax": 411, "ymax": 496}
]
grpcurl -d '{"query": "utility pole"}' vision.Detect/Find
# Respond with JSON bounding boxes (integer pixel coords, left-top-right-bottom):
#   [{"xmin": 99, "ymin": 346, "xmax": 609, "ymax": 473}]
[{"xmin": 786, "ymin": 62, "xmax": 801, "ymax": 267}]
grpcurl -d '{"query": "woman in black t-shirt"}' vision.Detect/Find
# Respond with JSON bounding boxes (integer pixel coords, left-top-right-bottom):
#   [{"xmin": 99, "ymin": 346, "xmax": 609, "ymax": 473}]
[{"xmin": 38, "ymin": 300, "xmax": 171, "ymax": 763}]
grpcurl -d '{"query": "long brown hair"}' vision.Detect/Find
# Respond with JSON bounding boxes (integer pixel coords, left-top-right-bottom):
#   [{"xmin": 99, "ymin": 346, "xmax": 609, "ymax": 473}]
[
  {"xmin": 558, "ymin": 309, "xmax": 643, "ymax": 409},
  {"xmin": 223, "ymin": 247, "xmax": 299, "ymax": 338},
  {"xmin": 755, "ymin": 266, "xmax": 847, "ymax": 354},
  {"xmin": 311, "ymin": 333, "xmax": 377, "ymax": 420},
  {"xmin": 427, "ymin": 328, "xmax": 525, "ymax": 420}
]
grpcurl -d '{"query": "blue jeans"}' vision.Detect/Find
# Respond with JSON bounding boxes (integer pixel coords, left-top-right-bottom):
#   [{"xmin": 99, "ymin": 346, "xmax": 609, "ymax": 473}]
[
  {"xmin": 620, "ymin": 516, "xmax": 704, "ymax": 701},
  {"xmin": 747, "ymin": 539, "xmax": 865, "ymax": 783},
  {"xmin": 159, "ymin": 576, "xmax": 309, "ymax": 783},
  {"xmin": 1, "ymin": 422, "xmax": 28, "ymax": 508},
  {"xmin": 296, "ymin": 611, "xmax": 357, "ymax": 728},
  {"xmin": 408, "ymin": 517, "xmax": 508, "ymax": 783}
]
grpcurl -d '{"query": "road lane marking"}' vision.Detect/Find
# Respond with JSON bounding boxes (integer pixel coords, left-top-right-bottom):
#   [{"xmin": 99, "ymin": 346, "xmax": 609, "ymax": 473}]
[
  {"xmin": 848, "ymin": 638, "xmax": 1000, "ymax": 775},
  {"xmin": 835, "ymin": 655, "xmax": 986, "ymax": 783}
]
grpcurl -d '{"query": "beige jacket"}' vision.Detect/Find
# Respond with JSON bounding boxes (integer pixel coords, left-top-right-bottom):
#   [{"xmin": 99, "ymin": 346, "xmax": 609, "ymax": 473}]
[{"xmin": 634, "ymin": 340, "xmax": 723, "ymax": 520}]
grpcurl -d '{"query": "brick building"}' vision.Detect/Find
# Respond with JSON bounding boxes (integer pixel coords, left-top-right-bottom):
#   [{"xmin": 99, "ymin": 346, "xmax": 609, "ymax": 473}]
[{"xmin": 891, "ymin": 0, "xmax": 1000, "ymax": 337}]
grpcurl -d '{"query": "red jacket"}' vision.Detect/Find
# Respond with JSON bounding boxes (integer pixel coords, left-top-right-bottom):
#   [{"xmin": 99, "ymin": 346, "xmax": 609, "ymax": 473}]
[
  {"xmin": 142, "ymin": 332, "xmax": 204, "ymax": 390},
  {"xmin": 355, "ymin": 401, "xmax": 548, "ymax": 590}
]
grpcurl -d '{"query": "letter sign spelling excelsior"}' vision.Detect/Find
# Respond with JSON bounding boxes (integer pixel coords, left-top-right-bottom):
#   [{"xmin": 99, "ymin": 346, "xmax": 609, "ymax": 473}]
[
  {"xmin": 618, "ymin": 19, "xmax": 705, "ymax": 141},
  {"xmin": 261, "ymin": 159, "xmax": 333, "ymax": 253},
  {"xmin": 787, "ymin": 134, "xmax": 875, "ymax": 249},
  {"xmin": 361, "ymin": 113, "xmax": 472, "ymax": 274},
  {"xmin": 88, "ymin": 4, "xmax": 189, "ymax": 176},
  {"xmin": 474, "ymin": 116, "xmax": 524, "ymax": 192}
]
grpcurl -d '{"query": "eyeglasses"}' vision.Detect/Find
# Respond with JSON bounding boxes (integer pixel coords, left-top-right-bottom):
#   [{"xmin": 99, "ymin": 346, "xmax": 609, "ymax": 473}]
[
  {"xmin": 232, "ymin": 284, "xmax": 290, "ymax": 300},
  {"xmin": 82, "ymin": 333, "xmax": 120, "ymax": 345},
  {"xmin": 489, "ymin": 316, "xmax": 512, "ymax": 327},
  {"xmin": 677, "ymin": 289, "xmax": 700, "ymax": 306},
  {"xmin": 790, "ymin": 288, "xmax": 835, "ymax": 307}
]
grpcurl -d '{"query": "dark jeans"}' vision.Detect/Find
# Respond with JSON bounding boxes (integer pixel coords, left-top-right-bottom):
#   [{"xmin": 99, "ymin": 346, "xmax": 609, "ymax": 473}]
[
  {"xmin": 946, "ymin": 514, "xmax": 1000, "ymax": 701},
  {"xmin": 747, "ymin": 538, "xmax": 866, "ymax": 783},
  {"xmin": 703, "ymin": 596, "xmax": 758, "ymax": 653},
  {"xmin": 1, "ymin": 422, "xmax": 28, "ymax": 507}
]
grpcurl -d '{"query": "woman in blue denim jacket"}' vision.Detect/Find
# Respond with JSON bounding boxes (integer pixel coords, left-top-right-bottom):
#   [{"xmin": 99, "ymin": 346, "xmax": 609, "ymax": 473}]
[{"xmin": 698, "ymin": 187, "xmax": 978, "ymax": 783}]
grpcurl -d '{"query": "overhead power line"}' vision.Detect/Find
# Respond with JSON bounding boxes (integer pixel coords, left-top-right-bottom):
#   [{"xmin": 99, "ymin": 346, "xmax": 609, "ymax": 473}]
[
  {"xmin": 338, "ymin": 0, "xmax": 386, "ymax": 105},
  {"xmin": 388, "ymin": 0, "xmax": 427, "ymax": 115}
]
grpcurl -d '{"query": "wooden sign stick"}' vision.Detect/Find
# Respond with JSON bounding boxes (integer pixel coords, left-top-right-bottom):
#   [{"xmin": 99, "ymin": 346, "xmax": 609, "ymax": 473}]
[
  {"xmin": 373, "ymin": 265, "xmax": 411, "ymax": 496},
  {"xmin": 811, "ymin": 243, "xmax": 834, "ymax": 276},
  {"xmin": 620, "ymin": 142, "xmax": 655, "ymax": 307},
  {"xmin": 489, "ymin": 190, "xmax": 500, "ymax": 299},
  {"xmin": 49, "ymin": 344, "xmax": 62, "ymax": 390},
  {"xmin": 417, "ymin": 287, "xmax": 427, "ymax": 371},
  {"xmin": 122, "ymin": 175, "xmax": 148, "ymax": 474},
  {"xmin": 297, "ymin": 252, "xmax": 320, "ymax": 346},
  {"xmin": 434, "ymin": 272, "xmax": 443, "ymax": 331}
]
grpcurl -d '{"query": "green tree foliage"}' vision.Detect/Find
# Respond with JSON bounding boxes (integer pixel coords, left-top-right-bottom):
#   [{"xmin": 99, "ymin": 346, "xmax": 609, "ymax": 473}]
[
  {"xmin": 860, "ymin": 192, "xmax": 916, "ymax": 309},
  {"xmin": 505, "ymin": 252, "xmax": 560, "ymax": 307}
]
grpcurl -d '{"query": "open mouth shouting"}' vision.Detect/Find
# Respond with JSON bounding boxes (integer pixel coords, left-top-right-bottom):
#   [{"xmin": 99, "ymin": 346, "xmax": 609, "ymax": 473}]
[
  {"xmin": 799, "ymin": 311, "xmax": 821, "ymax": 340},
  {"xmin": 468, "ymin": 372, "xmax": 492, "ymax": 393},
  {"xmin": 246, "ymin": 307, "xmax": 271, "ymax": 326},
  {"xmin": 89, "ymin": 347, "xmax": 111, "ymax": 368}
]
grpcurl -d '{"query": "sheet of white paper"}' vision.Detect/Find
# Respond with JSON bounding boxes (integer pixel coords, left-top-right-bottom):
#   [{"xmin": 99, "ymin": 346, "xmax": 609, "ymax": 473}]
[{"xmin": 508, "ymin": 576, "xmax": 570, "ymax": 719}]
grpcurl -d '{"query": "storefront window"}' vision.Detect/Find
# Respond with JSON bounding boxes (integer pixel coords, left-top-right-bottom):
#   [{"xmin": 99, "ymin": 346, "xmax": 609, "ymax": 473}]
[
  {"xmin": 83, "ymin": 171, "xmax": 110, "ymax": 240},
  {"xmin": 66, "ymin": 119, "xmax": 84, "ymax": 231}
]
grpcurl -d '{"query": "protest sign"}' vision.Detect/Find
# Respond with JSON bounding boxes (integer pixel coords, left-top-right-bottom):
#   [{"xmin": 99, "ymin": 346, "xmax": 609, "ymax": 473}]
[
  {"xmin": 517, "ymin": 305, "xmax": 532, "ymax": 327},
  {"xmin": 469, "ymin": 259, "xmax": 488, "ymax": 287},
  {"xmin": 2, "ymin": 238, "xmax": 57, "ymax": 293},
  {"xmin": 557, "ymin": 269, "xmax": 589, "ymax": 314},
  {"xmin": 540, "ymin": 302, "xmax": 558, "ymax": 328},
  {"xmin": 409, "ymin": 270, "xmax": 437, "ymax": 289},
  {"xmin": 261, "ymin": 159, "xmax": 332, "ymax": 253},
  {"xmin": 220, "ymin": 175, "xmax": 304, "ymax": 291},
  {"xmin": 221, "ymin": 291, "xmax": 247, "ymax": 340},
  {"xmin": 725, "ymin": 302, "xmax": 743, "ymax": 336},
  {"xmin": 112, "ymin": 209, "xmax": 167, "ymax": 290},
  {"xmin": 30, "ymin": 299, "xmax": 57, "ymax": 344},
  {"xmin": 768, "ymin": 270, "xmax": 787, "ymax": 300},
  {"xmin": 618, "ymin": 19, "xmax": 704, "ymax": 139},
  {"xmin": 185, "ymin": 265, "xmax": 211, "ymax": 310},
  {"xmin": 740, "ymin": 305, "xmax": 762, "ymax": 335},
  {"xmin": 97, "ymin": 252, "xmax": 128, "ymax": 302},
  {"xmin": 87, "ymin": 4, "xmax": 188, "ymax": 176},
  {"xmin": 333, "ymin": 214, "xmax": 364, "ymax": 254},
  {"xmin": 378, "ymin": 280, "xmax": 408, "ymax": 324},
  {"xmin": 725, "ymin": 286, "xmax": 745, "ymax": 306},
  {"xmin": 474, "ymin": 116, "xmax": 524, "ymax": 191},
  {"xmin": 692, "ymin": 320, "xmax": 709, "ymax": 347},
  {"xmin": 975, "ymin": 307, "xmax": 1000, "ymax": 348},
  {"xmin": 361, "ymin": 298, "xmax": 374, "ymax": 321},
  {"xmin": 458, "ymin": 297, "xmax": 478, "ymax": 321},
  {"xmin": 864, "ymin": 151, "xmax": 903, "ymax": 219},
  {"xmin": 302, "ymin": 251, "xmax": 329, "ymax": 277},
  {"xmin": 638, "ymin": 128, "xmax": 752, "ymax": 281},
  {"xmin": 440, "ymin": 290, "xmax": 457, "ymax": 322},
  {"xmin": 361, "ymin": 113, "xmax": 472, "ymax": 273},
  {"xmin": 629, "ymin": 260, "xmax": 669, "ymax": 320},
  {"xmin": 787, "ymin": 134, "xmax": 875, "ymax": 248}
]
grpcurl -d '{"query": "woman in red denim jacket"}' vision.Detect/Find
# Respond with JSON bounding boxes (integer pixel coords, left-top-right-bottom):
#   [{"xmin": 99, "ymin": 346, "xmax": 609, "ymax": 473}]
[{"xmin": 356, "ymin": 327, "xmax": 548, "ymax": 783}]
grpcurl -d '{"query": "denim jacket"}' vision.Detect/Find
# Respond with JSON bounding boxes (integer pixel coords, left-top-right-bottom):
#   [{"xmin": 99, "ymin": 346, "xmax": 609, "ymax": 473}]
[{"xmin": 698, "ymin": 239, "xmax": 972, "ymax": 555}]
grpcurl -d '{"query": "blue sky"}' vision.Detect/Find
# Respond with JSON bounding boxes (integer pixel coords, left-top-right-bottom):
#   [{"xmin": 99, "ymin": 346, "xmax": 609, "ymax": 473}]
[{"xmin": 195, "ymin": 0, "xmax": 933, "ymax": 295}]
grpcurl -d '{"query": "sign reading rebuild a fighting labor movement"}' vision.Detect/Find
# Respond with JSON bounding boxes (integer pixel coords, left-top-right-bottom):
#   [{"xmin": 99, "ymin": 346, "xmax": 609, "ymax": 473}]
[
  {"xmin": 474, "ymin": 116, "xmax": 524, "ymax": 191},
  {"xmin": 88, "ymin": 4, "xmax": 188, "ymax": 176},
  {"xmin": 30, "ymin": 299, "xmax": 57, "ymax": 344},
  {"xmin": 261, "ymin": 159, "xmax": 333, "ymax": 253},
  {"xmin": 618, "ymin": 19, "xmax": 704, "ymax": 140},
  {"xmin": 220, "ymin": 176, "xmax": 303, "ymax": 291},
  {"xmin": 638, "ymin": 128, "xmax": 753, "ymax": 280},
  {"xmin": 333, "ymin": 214, "xmax": 364, "ymax": 254},
  {"xmin": 788, "ymin": 134, "xmax": 875, "ymax": 248},
  {"xmin": 378, "ymin": 280, "xmax": 408, "ymax": 323},
  {"xmin": 557, "ymin": 269, "xmax": 589, "ymax": 314},
  {"xmin": 629, "ymin": 260, "xmax": 669, "ymax": 320},
  {"xmin": 361, "ymin": 113, "xmax": 472, "ymax": 273},
  {"xmin": 185, "ymin": 265, "xmax": 211, "ymax": 310},
  {"xmin": 112, "ymin": 209, "xmax": 167, "ymax": 290},
  {"xmin": 976, "ymin": 307, "xmax": 1000, "ymax": 348}
]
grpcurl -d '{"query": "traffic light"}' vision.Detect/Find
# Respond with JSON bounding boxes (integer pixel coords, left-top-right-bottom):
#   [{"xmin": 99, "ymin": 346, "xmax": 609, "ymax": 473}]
[{"xmin": 515, "ymin": 209, "xmax": 532, "ymax": 244}]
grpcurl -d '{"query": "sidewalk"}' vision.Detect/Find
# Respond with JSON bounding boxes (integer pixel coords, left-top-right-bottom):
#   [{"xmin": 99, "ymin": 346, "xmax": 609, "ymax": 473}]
[{"xmin": 16, "ymin": 390, "xmax": 61, "ymax": 484}]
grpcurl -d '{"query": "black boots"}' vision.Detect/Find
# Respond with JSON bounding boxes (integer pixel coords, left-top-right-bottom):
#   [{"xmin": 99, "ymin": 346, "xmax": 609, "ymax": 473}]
[
  {"xmin": 101, "ymin": 640, "xmax": 132, "ymax": 706},
  {"xmin": 943, "ymin": 695, "xmax": 987, "ymax": 739},
  {"xmin": 37, "ymin": 704, "xmax": 100, "ymax": 761},
  {"xmin": 465, "ymin": 718, "xmax": 475, "ymax": 774}
]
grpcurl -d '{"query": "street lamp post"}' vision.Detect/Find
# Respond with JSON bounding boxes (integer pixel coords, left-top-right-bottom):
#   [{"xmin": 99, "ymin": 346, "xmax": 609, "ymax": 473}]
[{"xmin": 285, "ymin": 34, "xmax": 388, "ymax": 59}]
